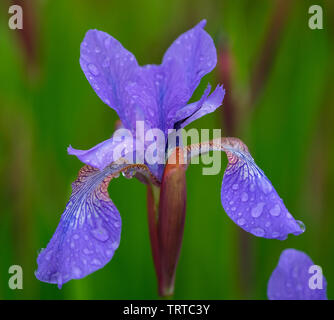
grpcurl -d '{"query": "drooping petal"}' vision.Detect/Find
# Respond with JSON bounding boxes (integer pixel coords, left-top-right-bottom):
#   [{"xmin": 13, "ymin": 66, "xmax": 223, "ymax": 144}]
[
  {"xmin": 173, "ymin": 84, "xmax": 225, "ymax": 129},
  {"xmin": 80, "ymin": 29, "xmax": 139, "ymax": 128},
  {"xmin": 35, "ymin": 161, "xmax": 158, "ymax": 288},
  {"xmin": 220, "ymin": 139, "xmax": 304, "ymax": 240},
  {"xmin": 268, "ymin": 249, "xmax": 327, "ymax": 300},
  {"xmin": 183, "ymin": 138, "xmax": 305, "ymax": 240},
  {"xmin": 163, "ymin": 20, "xmax": 217, "ymax": 96}
]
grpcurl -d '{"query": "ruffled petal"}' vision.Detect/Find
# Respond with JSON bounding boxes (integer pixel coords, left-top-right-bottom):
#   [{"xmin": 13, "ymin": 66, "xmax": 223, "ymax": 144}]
[
  {"xmin": 35, "ymin": 161, "xmax": 158, "ymax": 288},
  {"xmin": 80, "ymin": 29, "xmax": 139, "ymax": 127},
  {"xmin": 173, "ymin": 84, "xmax": 225, "ymax": 128},
  {"xmin": 268, "ymin": 249, "xmax": 327, "ymax": 300}
]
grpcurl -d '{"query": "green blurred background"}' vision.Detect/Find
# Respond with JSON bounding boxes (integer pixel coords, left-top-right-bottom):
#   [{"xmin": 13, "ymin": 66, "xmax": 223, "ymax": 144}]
[{"xmin": 0, "ymin": 0, "xmax": 333, "ymax": 299}]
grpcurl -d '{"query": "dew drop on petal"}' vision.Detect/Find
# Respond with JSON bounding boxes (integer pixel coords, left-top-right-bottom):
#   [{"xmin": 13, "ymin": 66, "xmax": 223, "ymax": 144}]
[
  {"xmin": 259, "ymin": 178, "xmax": 272, "ymax": 194},
  {"xmin": 251, "ymin": 202, "xmax": 265, "ymax": 218},
  {"xmin": 272, "ymin": 232, "xmax": 280, "ymax": 238},
  {"xmin": 296, "ymin": 220, "xmax": 306, "ymax": 233},
  {"xmin": 237, "ymin": 218, "xmax": 246, "ymax": 226},
  {"xmin": 241, "ymin": 192, "xmax": 248, "ymax": 202},
  {"xmin": 251, "ymin": 227, "xmax": 265, "ymax": 237},
  {"xmin": 232, "ymin": 184, "xmax": 238, "ymax": 190},
  {"xmin": 91, "ymin": 258, "xmax": 102, "ymax": 266},
  {"xmin": 72, "ymin": 266, "xmax": 82, "ymax": 277},
  {"xmin": 269, "ymin": 204, "xmax": 281, "ymax": 217},
  {"xmin": 91, "ymin": 226, "xmax": 109, "ymax": 242},
  {"xmin": 88, "ymin": 63, "xmax": 99, "ymax": 76}
]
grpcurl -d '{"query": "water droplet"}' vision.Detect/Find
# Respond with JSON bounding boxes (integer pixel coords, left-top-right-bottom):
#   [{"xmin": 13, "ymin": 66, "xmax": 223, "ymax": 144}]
[
  {"xmin": 57, "ymin": 273, "xmax": 63, "ymax": 289},
  {"xmin": 72, "ymin": 266, "xmax": 82, "ymax": 277},
  {"xmin": 296, "ymin": 220, "xmax": 306, "ymax": 232},
  {"xmin": 102, "ymin": 57, "xmax": 110, "ymax": 68},
  {"xmin": 251, "ymin": 227, "xmax": 265, "ymax": 237},
  {"xmin": 251, "ymin": 202, "xmax": 265, "ymax": 218},
  {"xmin": 110, "ymin": 242, "xmax": 119, "ymax": 250},
  {"xmin": 95, "ymin": 46, "xmax": 101, "ymax": 53},
  {"xmin": 270, "ymin": 204, "xmax": 281, "ymax": 216},
  {"xmin": 91, "ymin": 258, "xmax": 101, "ymax": 266},
  {"xmin": 259, "ymin": 178, "xmax": 272, "ymax": 194},
  {"xmin": 104, "ymin": 37, "xmax": 111, "ymax": 49},
  {"xmin": 232, "ymin": 184, "xmax": 238, "ymax": 190},
  {"xmin": 237, "ymin": 218, "xmax": 246, "ymax": 226},
  {"xmin": 91, "ymin": 226, "xmax": 109, "ymax": 242},
  {"xmin": 88, "ymin": 63, "xmax": 99, "ymax": 76},
  {"xmin": 241, "ymin": 192, "xmax": 248, "ymax": 202},
  {"xmin": 272, "ymin": 232, "xmax": 280, "ymax": 238},
  {"xmin": 106, "ymin": 249, "xmax": 114, "ymax": 257},
  {"xmin": 83, "ymin": 248, "xmax": 93, "ymax": 255}
]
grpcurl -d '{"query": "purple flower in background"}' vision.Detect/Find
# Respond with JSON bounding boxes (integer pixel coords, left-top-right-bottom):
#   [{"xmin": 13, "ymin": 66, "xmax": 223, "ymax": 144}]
[
  {"xmin": 268, "ymin": 249, "xmax": 327, "ymax": 300},
  {"xmin": 35, "ymin": 20, "xmax": 305, "ymax": 295}
]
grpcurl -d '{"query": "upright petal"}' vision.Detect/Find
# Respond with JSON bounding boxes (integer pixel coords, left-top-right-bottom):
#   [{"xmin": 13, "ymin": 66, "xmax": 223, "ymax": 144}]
[
  {"xmin": 163, "ymin": 20, "xmax": 217, "ymax": 96},
  {"xmin": 36, "ymin": 160, "xmax": 158, "ymax": 288},
  {"xmin": 268, "ymin": 249, "xmax": 327, "ymax": 300},
  {"xmin": 183, "ymin": 138, "xmax": 305, "ymax": 240},
  {"xmin": 80, "ymin": 29, "xmax": 139, "ymax": 128},
  {"xmin": 126, "ymin": 20, "xmax": 220, "ymax": 134}
]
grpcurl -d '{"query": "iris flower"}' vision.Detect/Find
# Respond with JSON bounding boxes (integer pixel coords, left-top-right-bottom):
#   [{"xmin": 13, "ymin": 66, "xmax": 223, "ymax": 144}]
[
  {"xmin": 35, "ymin": 20, "xmax": 305, "ymax": 296},
  {"xmin": 268, "ymin": 249, "xmax": 327, "ymax": 300}
]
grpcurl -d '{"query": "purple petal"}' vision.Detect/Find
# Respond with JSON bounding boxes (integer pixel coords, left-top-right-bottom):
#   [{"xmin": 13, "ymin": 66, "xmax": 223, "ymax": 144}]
[
  {"xmin": 125, "ymin": 20, "xmax": 219, "ymax": 133},
  {"xmin": 35, "ymin": 164, "xmax": 128, "ymax": 288},
  {"xmin": 68, "ymin": 133, "xmax": 135, "ymax": 171},
  {"xmin": 125, "ymin": 59, "xmax": 190, "ymax": 133},
  {"xmin": 80, "ymin": 29, "xmax": 138, "ymax": 128},
  {"xmin": 174, "ymin": 84, "xmax": 225, "ymax": 128},
  {"xmin": 268, "ymin": 249, "xmax": 327, "ymax": 300},
  {"xmin": 221, "ymin": 139, "xmax": 304, "ymax": 240},
  {"xmin": 163, "ymin": 19, "xmax": 217, "ymax": 96}
]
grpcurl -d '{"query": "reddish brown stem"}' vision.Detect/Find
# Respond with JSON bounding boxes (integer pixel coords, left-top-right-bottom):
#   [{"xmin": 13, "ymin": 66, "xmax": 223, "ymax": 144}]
[{"xmin": 146, "ymin": 184, "xmax": 162, "ymax": 295}]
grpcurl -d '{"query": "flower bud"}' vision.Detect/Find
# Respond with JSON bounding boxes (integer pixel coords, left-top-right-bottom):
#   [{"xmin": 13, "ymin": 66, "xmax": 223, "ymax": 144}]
[{"xmin": 157, "ymin": 147, "xmax": 187, "ymax": 297}]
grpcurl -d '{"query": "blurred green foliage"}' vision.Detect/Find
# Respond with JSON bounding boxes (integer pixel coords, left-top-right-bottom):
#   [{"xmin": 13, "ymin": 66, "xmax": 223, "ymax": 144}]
[{"xmin": 0, "ymin": 0, "xmax": 333, "ymax": 299}]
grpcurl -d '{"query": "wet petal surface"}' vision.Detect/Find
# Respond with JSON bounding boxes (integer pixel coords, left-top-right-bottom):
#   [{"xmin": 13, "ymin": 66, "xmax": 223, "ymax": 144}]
[
  {"xmin": 268, "ymin": 249, "xmax": 327, "ymax": 300},
  {"xmin": 221, "ymin": 139, "xmax": 304, "ymax": 240},
  {"xmin": 35, "ymin": 161, "xmax": 157, "ymax": 288}
]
